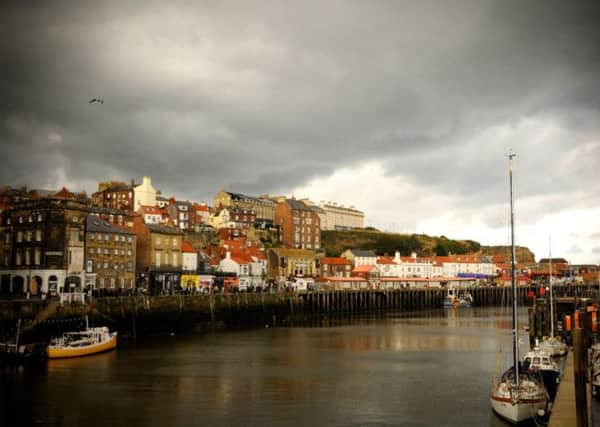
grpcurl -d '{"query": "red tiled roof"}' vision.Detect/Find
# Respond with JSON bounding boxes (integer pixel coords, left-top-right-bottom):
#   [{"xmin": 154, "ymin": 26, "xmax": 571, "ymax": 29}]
[
  {"xmin": 181, "ymin": 241, "xmax": 196, "ymax": 253},
  {"xmin": 53, "ymin": 187, "xmax": 75, "ymax": 199},
  {"xmin": 352, "ymin": 265, "xmax": 375, "ymax": 273},
  {"xmin": 377, "ymin": 256, "xmax": 395, "ymax": 265},
  {"xmin": 321, "ymin": 257, "xmax": 352, "ymax": 265},
  {"xmin": 140, "ymin": 205, "xmax": 162, "ymax": 214},
  {"xmin": 316, "ymin": 277, "xmax": 368, "ymax": 282},
  {"xmin": 231, "ymin": 252, "xmax": 253, "ymax": 264}
]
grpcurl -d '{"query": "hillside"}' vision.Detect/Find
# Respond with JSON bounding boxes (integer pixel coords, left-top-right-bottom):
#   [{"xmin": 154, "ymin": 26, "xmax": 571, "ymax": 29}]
[
  {"xmin": 321, "ymin": 229, "xmax": 536, "ymax": 263},
  {"xmin": 320, "ymin": 229, "xmax": 481, "ymax": 257},
  {"xmin": 479, "ymin": 245, "xmax": 536, "ymax": 264}
]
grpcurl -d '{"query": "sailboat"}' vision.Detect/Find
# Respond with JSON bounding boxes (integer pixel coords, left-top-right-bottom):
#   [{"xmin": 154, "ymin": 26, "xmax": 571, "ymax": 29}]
[
  {"xmin": 538, "ymin": 239, "xmax": 568, "ymax": 357},
  {"xmin": 490, "ymin": 153, "xmax": 548, "ymax": 423}
]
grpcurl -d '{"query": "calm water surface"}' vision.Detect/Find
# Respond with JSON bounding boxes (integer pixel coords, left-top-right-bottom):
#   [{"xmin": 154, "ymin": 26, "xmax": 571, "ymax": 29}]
[{"xmin": 0, "ymin": 307, "xmax": 576, "ymax": 426}]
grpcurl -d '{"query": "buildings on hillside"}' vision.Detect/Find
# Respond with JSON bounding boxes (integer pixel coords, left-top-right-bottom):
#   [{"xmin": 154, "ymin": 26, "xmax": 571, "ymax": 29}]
[{"xmin": 213, "ymin": 190, "xmax": 276, "ymax": 227}]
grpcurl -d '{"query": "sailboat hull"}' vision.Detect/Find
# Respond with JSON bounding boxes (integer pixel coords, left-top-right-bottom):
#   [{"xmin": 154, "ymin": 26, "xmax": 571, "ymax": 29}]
[{"xmin": 490, "ymin": 395, "xmax": 547, "ymax": 423}]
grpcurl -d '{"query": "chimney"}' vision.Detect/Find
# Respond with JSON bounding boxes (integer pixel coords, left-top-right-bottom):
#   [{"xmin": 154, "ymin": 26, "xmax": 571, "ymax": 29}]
[
  {"xmin": 411, "ymin": 252, "xmax": 417, "ymax": 259},
  {"xmin": 226, "ymin": 251, "xmax": 231, "ymax": 260},
  {"xmin": 394, "ymin": 251, "xmax": 401, "ymax": 263}
]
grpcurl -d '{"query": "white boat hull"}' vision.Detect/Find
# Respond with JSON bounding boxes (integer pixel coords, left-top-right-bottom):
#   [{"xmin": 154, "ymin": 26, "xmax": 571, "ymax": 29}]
[{"xmin": 490, "ymin": 396, "xmax": 547, "ymax": 423}]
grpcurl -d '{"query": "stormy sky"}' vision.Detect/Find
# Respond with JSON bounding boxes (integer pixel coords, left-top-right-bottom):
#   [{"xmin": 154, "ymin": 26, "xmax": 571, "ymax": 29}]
[{"xmin": 2, "ymin": 1, "xmax": 600, "ymax": 263}]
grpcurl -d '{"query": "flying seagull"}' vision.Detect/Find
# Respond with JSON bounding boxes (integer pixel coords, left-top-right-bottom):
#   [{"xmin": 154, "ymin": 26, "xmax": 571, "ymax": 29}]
[{"xmin": 89, "ymin": 98, "xmax": 104, "ymax": 104}]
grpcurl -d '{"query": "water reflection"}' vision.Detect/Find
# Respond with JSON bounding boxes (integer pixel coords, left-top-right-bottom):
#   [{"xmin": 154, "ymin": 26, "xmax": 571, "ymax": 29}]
[{"xmin": 3, "ymin": 307, "xmax": 544, "ymax": 426}]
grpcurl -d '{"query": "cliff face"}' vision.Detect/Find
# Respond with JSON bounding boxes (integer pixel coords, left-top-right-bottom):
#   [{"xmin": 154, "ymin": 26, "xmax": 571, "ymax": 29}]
[{"xmin": 479, "ymin": 245, "xmax": 536, "ymax": 264}]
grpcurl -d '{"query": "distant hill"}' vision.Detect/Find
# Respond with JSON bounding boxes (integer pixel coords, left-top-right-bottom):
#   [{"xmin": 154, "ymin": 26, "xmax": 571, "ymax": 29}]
[
  {"xmin": 320, "ymin": 229, "xmax": 536, "ymax": 263},
  {"xmin": 479, "ymin": 245, "xmax": 536, "ymax": 265},
  {"xmin": 321, "ymin": 229, "xmax": 481, "ymax": 257}
]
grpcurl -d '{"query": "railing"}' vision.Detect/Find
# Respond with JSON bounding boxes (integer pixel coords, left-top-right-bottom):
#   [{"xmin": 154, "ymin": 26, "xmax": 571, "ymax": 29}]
[{"xmin": 59, "ymin": 292, "xmax": 86, "ymax": 305}]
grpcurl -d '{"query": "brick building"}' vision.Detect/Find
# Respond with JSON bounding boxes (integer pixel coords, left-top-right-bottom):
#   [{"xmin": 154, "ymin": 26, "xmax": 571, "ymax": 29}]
[
  {"xmin": 92, "ymin": 181, "xmax": 135, "ymax": 212},
  {"xmin": 275, "ymin": 199, "xmax": 321, "ymax": 250}
]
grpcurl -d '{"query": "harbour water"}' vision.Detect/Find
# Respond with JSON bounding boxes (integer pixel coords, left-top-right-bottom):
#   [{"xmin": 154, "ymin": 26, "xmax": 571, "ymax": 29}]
[{"xmin": 0, "ymin": 307, "xmax": 574, "ymax": 426}]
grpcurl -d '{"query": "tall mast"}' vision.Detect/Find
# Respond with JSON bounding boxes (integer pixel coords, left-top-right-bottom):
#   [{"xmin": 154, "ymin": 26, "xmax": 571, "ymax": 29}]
[
  {"xmin": 549, "ymin": 235, "xmax": 554, "ymax": 338},
  {"xmin": 509, "ymin": 152, "xmax": 519, "ymax": 385}
]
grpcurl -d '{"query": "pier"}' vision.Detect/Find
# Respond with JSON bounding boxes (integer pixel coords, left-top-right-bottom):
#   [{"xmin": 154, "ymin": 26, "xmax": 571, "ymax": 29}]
[{"xmin": 1, "ymin": 284, "xmax": 596, "ymax": 341}]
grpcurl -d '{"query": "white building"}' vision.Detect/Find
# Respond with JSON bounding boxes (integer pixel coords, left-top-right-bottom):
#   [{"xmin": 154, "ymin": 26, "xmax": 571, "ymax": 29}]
[
  {"xmin": 317, "ymin": 201, "xmax": 364, "ymax": 230},
  {"xmin": 182, "ymin": 241, "xmax": 198, "ymax": 272},
  {"xmin": 341, "ymin": 249, "xmax": 378, "ymax": 267},
  {"xmin": 134, "ymin": 176, "xmax": 157, "ymax": 209}
]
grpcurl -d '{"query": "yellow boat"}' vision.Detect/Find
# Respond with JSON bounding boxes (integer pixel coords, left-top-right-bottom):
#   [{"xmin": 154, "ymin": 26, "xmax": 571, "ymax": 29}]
[{"xmin": 47, "ymin": 325, "xmax": 117, "ymax": 359}]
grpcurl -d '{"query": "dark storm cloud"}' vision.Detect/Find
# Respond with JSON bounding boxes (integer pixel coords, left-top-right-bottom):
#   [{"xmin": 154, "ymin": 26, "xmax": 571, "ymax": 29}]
[{"xmin": 1, "ymin": 0, "xmax": 600, "ymax": 210}]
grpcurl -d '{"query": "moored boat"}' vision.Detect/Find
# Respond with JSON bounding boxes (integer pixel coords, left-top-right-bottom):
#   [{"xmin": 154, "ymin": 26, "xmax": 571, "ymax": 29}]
[
  {"xmin": 523, "ymin": 346, "xmax": 560, "ymax": 401},
  {"xmin": 442, "ymin": 287, "xmax": 473, "ymax": 308},
  {"xmin": 490, "ymin": 367, "xmax": 548, "ymax": 423},
  {"xmin": 48, "ymin": 326, "xmax": 117, "ymax": 359},
  {"xmin": 489, "ymin": 153, "xmax": 548, "ymax": 423}
]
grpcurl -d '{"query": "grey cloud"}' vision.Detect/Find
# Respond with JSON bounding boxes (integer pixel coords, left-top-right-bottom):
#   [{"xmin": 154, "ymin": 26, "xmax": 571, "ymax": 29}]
[{"xmin": 1, "ymin": 0, "xmax": 600, "ymax": 211}]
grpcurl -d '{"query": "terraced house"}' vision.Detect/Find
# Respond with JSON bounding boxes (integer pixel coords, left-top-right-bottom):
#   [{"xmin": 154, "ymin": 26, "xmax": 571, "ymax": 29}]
[
  {"xmin": 85, "ymin": 215, "xmax": 136, "ymax": 290},
  {"xmin": 133, "ymin": 217, "xmax": 183, "ymax": 295}
]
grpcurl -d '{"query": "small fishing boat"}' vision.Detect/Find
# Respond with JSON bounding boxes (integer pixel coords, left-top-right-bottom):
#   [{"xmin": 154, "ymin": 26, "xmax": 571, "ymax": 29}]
[
  {"xmin": 48, "ymin": 320, "xmax": 117, "ymax": 359},
  {"xmin": 443, "ymin": 287, "xmax": 473, "ymax": 308}
]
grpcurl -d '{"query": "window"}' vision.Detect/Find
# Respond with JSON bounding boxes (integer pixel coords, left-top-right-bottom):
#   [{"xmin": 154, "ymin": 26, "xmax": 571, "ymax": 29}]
[
  {"xmin": 110, "ymin": 278, "xmax": 115, "ymax": 288},
  {"xmin": 155, "ymin": 252, "xmax": 161, "ymax": 267},
  {"xmin": 6, "ymin": 217, "xmax": 10, "ymax": 224},
  {"xmin": 104, "ymin": 234, "xmax": 109, "ymax": 241},
  {"xmin": 156, "ymin": 237, "xmax": 161, "ymax": 246},
  {"xmin": 172, "ymin": 253, "xmax": 177, "ymax": 266},
  {"xmin": 35, "ymin": 230, "xmax": 42, "ymax": 241},
  {"xmin": 4, "ymin": 233, "xmax": 9, "ymax": 244},
  {"xmin": 127, "ymin": 249, "xmax": 132, "ymax": 256},
  {"xmin": 16, "ymin": 231, "xmax": 22, "ymax": 242},
  {"xmin": 70, "ymin": 230, "xmax": 79, "ymax": 242},
  {"xmin": 172, "ymin": 238, "xmax": 176, "ymax": 247},
  {"xmin": 104, "ymin": 248, "xmax": 109, "ymax": 255},
  {"xmin": 115, "ymin": 235, "xmax": 119, "ymax": 242},
  {"xmin": 37, "ymin": 214, "xmax": 42, "ymax": 222},
  {"xmin": 28, "ymin": 215, "xmax": 33, "ymax": 222},
  {"xmin": 25, "ymin": 249, "xmax": 31, "ymax": 265},
  {"xmin": 127, "ymin": 261, "xmax": 133, "ymax": 271},
  {"xmin": 88, "ymin": 247, "xmax": 94, "ymax": 254},
  {"xmin": 127, "ymin": 236, "xmax": 132, "ymax": 243},
  {"xmin": 19, "ymin": 216, "xmax": 23, "ymax": 223},
  {"xmin": 99, "ymin": 278, "xmax": 105, "ymax": 288},
  {"xmin": 72, "ymin": 216, "xmax": 79, "ymax": 223},
  {"xmin": 26, "ymin": 231, "xmax": 32, "ymax": 242},
  {"xmin": 103, "ymin": 262, "xmax": 108, "ymax": 269},
  {"xmin": 114, "ymin": 249, "xmax": 119, "ymax": 255},
  {"xmin": 90, "ymin": 233, "xmax": 95, "ymax": 240},
  {"xmin": 16, "ymin": 251, "xmax": 21, "ymax": 266},
  {"xmin": 86, "ymin": 260, "xmax": 93, "ymax": 273},
  {"xmin": 4, "ymin": 254, "xmax": 9, "ymax": 266}
]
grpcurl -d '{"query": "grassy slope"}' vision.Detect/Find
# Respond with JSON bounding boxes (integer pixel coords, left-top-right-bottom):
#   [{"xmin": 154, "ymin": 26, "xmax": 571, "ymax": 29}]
[{"xmin": 321, "ymin": 229, "xmax": 535, "ymax": 262}]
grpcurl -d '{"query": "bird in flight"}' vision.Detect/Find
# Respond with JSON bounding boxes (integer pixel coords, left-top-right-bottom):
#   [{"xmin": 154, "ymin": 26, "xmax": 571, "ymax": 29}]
[{"xmin": 89, "ymin": 98, "xmax": 104, "ymax": 104}]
